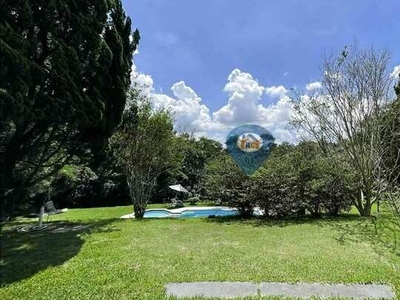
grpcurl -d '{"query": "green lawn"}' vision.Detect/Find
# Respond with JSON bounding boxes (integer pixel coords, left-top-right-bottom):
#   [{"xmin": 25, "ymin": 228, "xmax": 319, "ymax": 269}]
[
  {"xmin": 1, "ymin": 206, "xmax": 399, "ymax": 300},
  {"xmin": 9, "ymin": 202, "xmax": 217, "ymax": 224}
]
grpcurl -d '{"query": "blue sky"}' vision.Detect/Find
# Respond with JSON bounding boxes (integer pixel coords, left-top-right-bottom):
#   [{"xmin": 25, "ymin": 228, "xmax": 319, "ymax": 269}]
[{"xmin": 123, "ymin": 0, "xmax": 400, "ymax": 143}]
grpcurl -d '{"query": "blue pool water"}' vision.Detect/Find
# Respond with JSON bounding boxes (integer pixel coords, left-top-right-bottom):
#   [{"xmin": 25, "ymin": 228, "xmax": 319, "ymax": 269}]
[
  {"xmin": 143, "ymin": 208, "xmax": 238, "ymax": 219},
  {"xmin": 143, "ymin": 210, "xmax": 173, "ymax": 218}
]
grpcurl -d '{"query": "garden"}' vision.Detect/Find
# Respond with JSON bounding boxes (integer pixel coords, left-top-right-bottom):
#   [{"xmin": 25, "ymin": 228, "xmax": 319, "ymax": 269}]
[
  {"xmin": 1, "ymin": 205, "xmax": 400, "ymax": 299},
  {"xmin": 1, "ymin": 1, "xmax": 400, "ymax": 299}
]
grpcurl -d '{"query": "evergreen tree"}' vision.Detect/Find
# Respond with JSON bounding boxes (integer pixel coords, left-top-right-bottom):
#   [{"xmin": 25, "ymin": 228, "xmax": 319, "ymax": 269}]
[{"xmin": 0, "ymin": 0, "xmax": 139, "ymax": 218}]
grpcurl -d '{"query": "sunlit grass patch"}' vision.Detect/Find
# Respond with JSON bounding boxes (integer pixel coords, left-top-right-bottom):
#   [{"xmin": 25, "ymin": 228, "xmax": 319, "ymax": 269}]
[{"xmin": 1, "ymin": 207, "xmax": 399, "ymax": 300}]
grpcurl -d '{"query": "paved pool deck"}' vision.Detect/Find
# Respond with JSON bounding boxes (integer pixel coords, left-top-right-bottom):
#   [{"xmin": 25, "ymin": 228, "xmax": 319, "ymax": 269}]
[{"xmin": 166, "ymin": 282, "xmax": 395, "ymax": 299}]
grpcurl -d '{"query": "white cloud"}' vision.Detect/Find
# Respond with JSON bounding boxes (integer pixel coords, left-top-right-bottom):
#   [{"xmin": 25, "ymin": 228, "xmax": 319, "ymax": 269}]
[
  {"xmin": 132, "ymin": 72, "xmax": 153, "ymax": 96},
  {"xmin": 212, "ymin": 69, "xmax": 296, "ymax": 143},
  {"xmin": 257, "ymin": 96, "xmax": 296, "ymax": 143},
  {"xmin": 151, "ymin": 82, "xmax": 215, "ymax": 133},
  {"xmin": 390, "ymin": 64, "xmax": 400, "ymax": 79},
  {"xmin": 130, "ymin": 51, "xmax": 154, "ymax": 97},
  {"xmin": 131, "ymin": 63, "xmax": 302, "ymax": 144},
  {"xmin": 130, "ymin": 57, "xmax": 216, "ymax": 133},
  {"xmin": 125, "ymin": 60, "xmax": 396, "ymax": 145},
  {"xmin": 213, "ymin": 69, "xmax": 265, "ymax": 125},
  {"xmin": 265, "ymin": 85, "xmax": 288, "ymax": 98},
  {"xmin": 306, "ymin": 81, "xmax": 322, "ymax": 91}
]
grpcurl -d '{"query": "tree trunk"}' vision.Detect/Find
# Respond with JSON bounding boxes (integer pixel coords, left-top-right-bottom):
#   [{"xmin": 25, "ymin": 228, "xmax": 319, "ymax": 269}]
[
  {"xmin": 7, "ymin": 193, "xmax": 15, "ymax": 221},
  {"xmin": 5, "ymin": 187, "xmax": 24, "ymax": 221},
  {"xmin": 312, "ymin": 202, "xmax": 321, "ymax": 218},
  {"xmin": 358, "ymin": 189, "xmax": 372, "ymax": 217},
  {"xmin": 134, "ymin": 204, "xmax": 145, "ymax": 219},
  {"xmin": 360, "ymin": 202, "xmax": 372, "ymax": 217},
  {"xmin": 1, "ymin": 151, "xmax": 17, "ymax": 219},
  {"xmin": 127, "ymin": 173, "xmax": 155, "ymax": 219},
  {"xmin": 38, "ymin": 206, "xmax": 45, "ymax": 227},
  {"xmin": 297, "ymin": 208, "xmax": 306, "ymax": 217}
]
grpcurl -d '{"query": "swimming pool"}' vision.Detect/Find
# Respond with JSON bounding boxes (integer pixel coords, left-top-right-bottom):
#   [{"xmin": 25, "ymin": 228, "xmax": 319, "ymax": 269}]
[{"xmin": 143, "ymin": 207, "xmax": 239, "ymax": 219}]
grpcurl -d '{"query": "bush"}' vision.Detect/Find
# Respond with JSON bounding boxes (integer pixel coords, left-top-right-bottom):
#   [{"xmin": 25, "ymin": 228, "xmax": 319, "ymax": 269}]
[
  {"xmin": 187, "ymin": 196, "xmax": 200, "ymax": 205},
  {"xmin": 252, "ymin": 144, "xmax": 301, "ymax": 218},
  {"xmin": 204, "ymin": 142, "xmax": 356, "ymax": 219},
  {"xmin": 203, "ymin": 155, "xmax": 256, "ymax": 217},
  {"xmin": 254, "ymin": 142, "xmax": 355, "ymax": 218},
  {"xmin": 50, "ymin": 165, "xmax": 130, "ymax": 208}
]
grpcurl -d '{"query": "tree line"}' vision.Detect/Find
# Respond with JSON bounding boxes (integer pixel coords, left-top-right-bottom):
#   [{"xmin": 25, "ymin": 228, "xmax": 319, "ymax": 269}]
[
  {"xmin": 0, "ymin": 0, "xmax": 138, "ymax": 219},
  {"xmin": 1, "ymin": 2, "xmax": 399, "ymax": 223}
]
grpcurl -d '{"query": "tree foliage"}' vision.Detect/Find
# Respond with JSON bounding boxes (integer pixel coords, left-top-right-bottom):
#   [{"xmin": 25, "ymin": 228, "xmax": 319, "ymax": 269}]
[
  {"xmin": 174, "ymin": 134, "xmax": 223, "ymax": 194},
  {"xmin": 254, "ymin": 142, "xmax": 356, "ymax": 217},
  {"xmin": 204, "ymin": 142, "xmax": 356, "ymax": 218},
  {"xmin": 380, "ymin": 74, "xmax": 400, "ymax": 226},
  {"xmin": 291, "ymin": 45, "xmax": 395, "ymax": 216},
  {"xmin": 111, "ymin": 98, "xmax": 175, "ymax": 218},
  {"xmin": 381, "ymin": 76, "xmax": 400, "ymax": 186},
  {"xmin": 203, "ymin": 154, "xmax": 254, "ymax": 217},
  {"xmin": 0, "ymin": 0, "xmax": 139, "ymax": 218}
]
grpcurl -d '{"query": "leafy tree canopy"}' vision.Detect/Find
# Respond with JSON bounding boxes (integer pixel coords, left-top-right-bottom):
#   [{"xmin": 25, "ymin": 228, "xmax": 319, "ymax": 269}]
[
  {"xmin": 0, "ymin": 0, "xmax": 139, "ymax": 218},
  {"xmin": 111, "ymin": 96, "xmax": 175, "ymax": 218}
]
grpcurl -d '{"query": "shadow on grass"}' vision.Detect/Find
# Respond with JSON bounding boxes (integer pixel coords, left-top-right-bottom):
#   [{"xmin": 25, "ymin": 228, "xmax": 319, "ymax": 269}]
[
  {"xmin": 0, "ymin": 219, "xmax": 118, "ymax": 286},
  {"xmin": 204, "ymin": 213, "xmax": 362, "ymax": 228},
  {"xmin": 204, "ymin": 213, "xmax": 400, "ymax": 256},
  {"xmin": 329, "ymin": 214, "xmax": 400, "ymax": 257}
]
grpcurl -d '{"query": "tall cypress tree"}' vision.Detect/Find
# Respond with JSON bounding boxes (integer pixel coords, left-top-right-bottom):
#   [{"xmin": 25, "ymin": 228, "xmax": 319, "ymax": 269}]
[{"xmin": 0, "ymin": 0, "xmax": 139, "ymax": 217}]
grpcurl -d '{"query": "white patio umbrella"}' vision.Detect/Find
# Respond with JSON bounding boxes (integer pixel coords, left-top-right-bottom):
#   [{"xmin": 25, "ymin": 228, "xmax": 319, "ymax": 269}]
[{"xmin": 168, "ymin": 184, "xmax": 189, "ymax": 193}]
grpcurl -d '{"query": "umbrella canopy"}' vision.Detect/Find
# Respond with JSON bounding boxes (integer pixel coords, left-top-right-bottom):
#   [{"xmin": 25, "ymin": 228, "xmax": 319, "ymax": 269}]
[{"xmin": 168, "ymin": 184, "xmax": 189, "ymax": 193}]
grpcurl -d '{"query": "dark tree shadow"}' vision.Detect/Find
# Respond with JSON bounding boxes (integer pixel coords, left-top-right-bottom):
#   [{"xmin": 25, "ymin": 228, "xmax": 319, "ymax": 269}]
[
  {"xmin": 204, "ymin": 213, "xmax": 400, "ymax": 256},
  {"xmin": 0, "ymin": 219, "xmax": 118, "ymax": 286},
  {"xmin": 204, "ymin": 214, "xmax": 361, "ymax": 228},
  {"xmin": 327, "ymin": 214, "xmax": 400, "ymax": 257}
]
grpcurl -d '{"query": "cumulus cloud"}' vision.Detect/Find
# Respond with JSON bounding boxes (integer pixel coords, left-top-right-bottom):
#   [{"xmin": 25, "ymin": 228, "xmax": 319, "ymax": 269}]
[
  {"xmin": 265, "ymin": 85, "xmax": 288, "ymax": 97},
  {"xmin": 151, "ymin": 82, "xmax": 215, "ymax": 133},
  {"xmin": 306, "ymin": 81, "xmax": 322, "ymax": 91},
  {"xmin": 129, "ymin": 61, "xmax": 398, "ymax": 145},
  {"xmin": 130, "ymin": 51, "xmax": 154, "ymax": 97},
  {"xmin": 390, "ymin": 64, "xmax": 400, "ymax": 79},
  {"xmin": 257, "ymin": 96, "xmax": 296, "ymax": 143},
  {"xmin": 130, "ymin": 57, "xmax": 217, "ymax": 133},
  {"xmin": 213, "ymin": 69, "xmax": 296, "ymax": 143},
  {"xmin": 132, "ymin": 72, "xmax": 153, "ymax": 96},
  {"xmin": 131, "ymin": 62, "xmax": 303, "ymax": 144},
  {"xmin": 213, "ymin": 69, "xmax": 265, "ymax": 125}
]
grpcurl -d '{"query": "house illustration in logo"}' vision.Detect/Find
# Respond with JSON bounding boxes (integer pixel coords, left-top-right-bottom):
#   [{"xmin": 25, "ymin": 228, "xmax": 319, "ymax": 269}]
[{"xmin": 238, "ymin": 133, "xmax": 261, "ymax": 151}]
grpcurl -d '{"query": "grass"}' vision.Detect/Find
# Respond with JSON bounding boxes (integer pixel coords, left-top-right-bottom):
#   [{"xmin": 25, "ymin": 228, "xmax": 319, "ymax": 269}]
[
  {"xmin": 10, "ymin": 201, "xmax": 217, "ymax": 224},
  {"xmin": 1, "ymin": 206, "xmax": 399, "ymax": 300}
]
